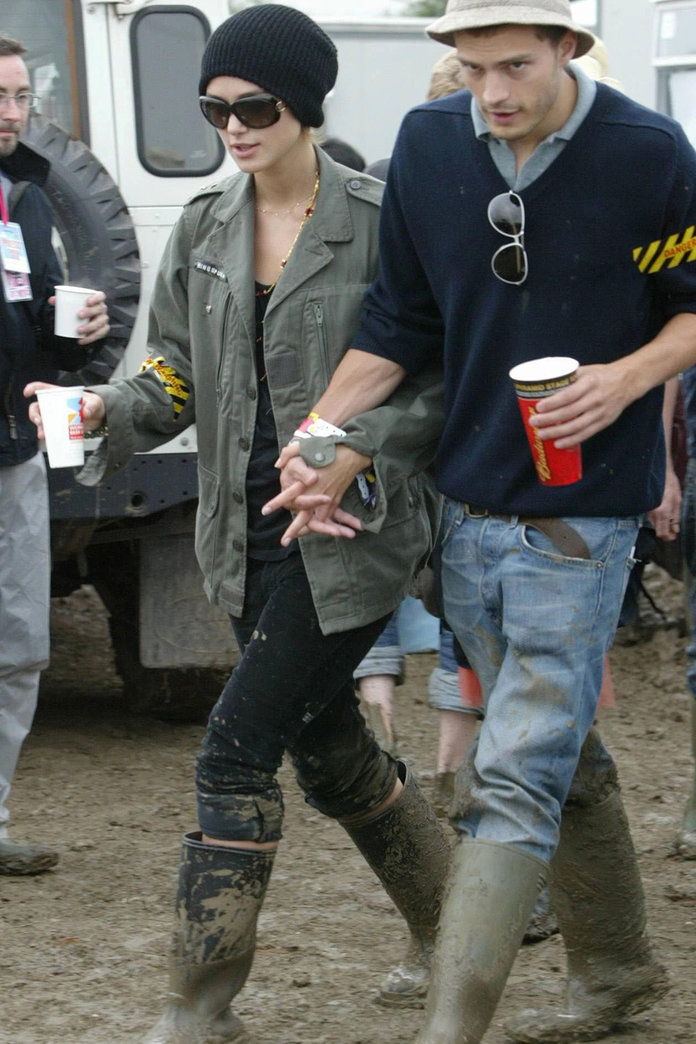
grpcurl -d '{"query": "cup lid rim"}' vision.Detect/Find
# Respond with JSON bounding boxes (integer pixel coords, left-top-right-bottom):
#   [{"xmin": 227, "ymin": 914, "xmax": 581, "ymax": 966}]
[{"xmin": 509, "ymin": 356, "xmax": 579, "ymax": 382}]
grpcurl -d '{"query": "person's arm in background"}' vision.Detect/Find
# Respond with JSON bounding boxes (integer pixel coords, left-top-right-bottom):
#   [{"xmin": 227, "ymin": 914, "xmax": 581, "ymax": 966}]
[{"xmin": 648, "ymin": 376, "xmax": 682, "ymax": 541}]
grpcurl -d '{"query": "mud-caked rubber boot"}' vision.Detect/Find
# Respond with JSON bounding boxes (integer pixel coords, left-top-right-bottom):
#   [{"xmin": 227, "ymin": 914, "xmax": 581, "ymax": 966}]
[
  {"xmin": 522, "ymin": 883, "xmax": 559, "ymax": 945},
  {"xmin": 674, "ymin": 699, "xmax": 696, "ymax": 859},
  {"xmin": 142, "ymin": 832, "xmax": 275, "ymax": 1044},
  {"xmin": 340, "ymin": 763, "xmax": 452, "ymax": 1009},
  {"xmin": 414, "ymin": 838, "xmax": 546, "ymax": 1044},
  {"xmin": 505, "ymin": 790, "xmax": 670, "ymax": 1043}
]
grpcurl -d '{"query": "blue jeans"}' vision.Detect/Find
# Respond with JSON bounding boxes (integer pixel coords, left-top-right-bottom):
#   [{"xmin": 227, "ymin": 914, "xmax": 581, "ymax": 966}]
[
  {"xmin": 428, "ymin": 626, "xmax": 470, "ymax": 713},
  {"xmin": 353, "ymin": 612, "xmax": 404, "ymax": 682},
  {"xmin": 681, "ymin": 458, "xmax": 696, "ymax": 704},
  {"xmin": 439, "ymin": 501, "xmax": 639, "ymax": 863}
]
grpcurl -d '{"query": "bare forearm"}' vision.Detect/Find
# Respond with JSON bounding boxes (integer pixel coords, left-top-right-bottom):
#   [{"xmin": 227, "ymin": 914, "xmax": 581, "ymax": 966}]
[
  {"xmin": 617, "ymin": 315, "xmax": 696, "ymax": 400},
  {"xmin": 661, "ymin": 376, "xmax": 679, "ymax": 467},
  {"xmin": 311, "ymin": 349, "xmax": 407, "ymax": 426}
]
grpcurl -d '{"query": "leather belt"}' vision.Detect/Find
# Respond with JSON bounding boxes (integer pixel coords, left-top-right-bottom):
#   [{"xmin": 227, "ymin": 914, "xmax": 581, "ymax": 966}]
[{"xmin": 464, "ymin": 505, "xmax": 591, "ymax": 560}]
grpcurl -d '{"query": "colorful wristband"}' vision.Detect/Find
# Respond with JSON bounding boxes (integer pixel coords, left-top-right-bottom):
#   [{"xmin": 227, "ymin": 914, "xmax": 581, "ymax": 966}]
[{"xmin": 294, "ymin": 412, "xmax": 347, "ymax": 439}]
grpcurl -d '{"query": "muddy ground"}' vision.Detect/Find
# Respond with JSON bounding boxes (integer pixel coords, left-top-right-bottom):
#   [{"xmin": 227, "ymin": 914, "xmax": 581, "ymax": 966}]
[{"xmin": 2, "ymin": 567, "xmax": 695, "ymax": 1044}]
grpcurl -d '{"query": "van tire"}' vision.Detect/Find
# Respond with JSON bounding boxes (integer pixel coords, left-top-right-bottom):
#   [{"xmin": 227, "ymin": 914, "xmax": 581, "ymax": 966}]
[{"xmin": 24, "ymin": 114, "xmax": 140, "ymax": 385}]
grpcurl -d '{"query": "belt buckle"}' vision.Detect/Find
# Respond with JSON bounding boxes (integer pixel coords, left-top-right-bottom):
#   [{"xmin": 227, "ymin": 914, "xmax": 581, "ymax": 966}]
[{"xmin": 465, "ymin": 503, "xmax": 488, "ymax": 519}]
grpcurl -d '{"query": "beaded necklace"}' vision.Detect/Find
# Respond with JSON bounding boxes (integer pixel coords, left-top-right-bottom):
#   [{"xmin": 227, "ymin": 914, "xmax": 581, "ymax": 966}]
[{"xmin": 255, "ymin": 170, "xmax": 320, "ymax": 298}]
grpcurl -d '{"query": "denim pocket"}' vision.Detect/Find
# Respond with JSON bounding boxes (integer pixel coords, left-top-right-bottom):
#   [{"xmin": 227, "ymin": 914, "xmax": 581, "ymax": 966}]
[{"xmin": 520, "ymin": 516, "xmax": 639, "ymax": 570}]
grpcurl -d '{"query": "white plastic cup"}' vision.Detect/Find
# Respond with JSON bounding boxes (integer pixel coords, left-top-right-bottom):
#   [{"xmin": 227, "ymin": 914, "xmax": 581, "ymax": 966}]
[
  {"xmin": 54, "ymin": 285, "xmax": 97, "ymax": 338},
  {"xmin": 36, "ymin": 386, "xmax": 85, "ymax": 468}
]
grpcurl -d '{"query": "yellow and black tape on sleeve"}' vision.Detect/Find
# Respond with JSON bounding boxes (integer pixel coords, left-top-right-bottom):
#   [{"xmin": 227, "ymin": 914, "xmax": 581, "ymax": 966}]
[{"xmin": 139, "ymin": 356, "xmax": 191, "ymax": 415}]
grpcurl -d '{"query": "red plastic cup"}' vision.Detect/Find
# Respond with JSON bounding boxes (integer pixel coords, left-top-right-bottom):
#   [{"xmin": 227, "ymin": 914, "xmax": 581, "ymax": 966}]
[{"xmin": 509, "ymin": 357, "xmax": 582, "ymax": 487}]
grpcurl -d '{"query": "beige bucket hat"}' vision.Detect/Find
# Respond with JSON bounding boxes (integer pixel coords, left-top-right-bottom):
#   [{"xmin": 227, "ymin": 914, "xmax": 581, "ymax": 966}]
[{"xmin": 427, "ymin": 0, "xmax": 596, "ymax": 58}]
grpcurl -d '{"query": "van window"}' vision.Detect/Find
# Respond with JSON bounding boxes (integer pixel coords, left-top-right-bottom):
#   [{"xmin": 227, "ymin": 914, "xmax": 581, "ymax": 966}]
[
  {"xmin": 663, "ymin": 69, "xmax": 696, "ymax": 147},
  {"xmin": 655, "ymin": 4, "xmax": 696, "ymax": 59},
  {"xmin": 8, "ymin": 0, "xmax": 87, "ymax": 141},
  {"xmin": 131, "ymin": 7, "xmax": 224, "ymax": 177}
]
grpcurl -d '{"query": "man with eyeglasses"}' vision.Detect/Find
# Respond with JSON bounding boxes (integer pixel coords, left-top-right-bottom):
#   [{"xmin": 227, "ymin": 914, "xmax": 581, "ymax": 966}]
[
  {"xmin": 268, "ymin": 1, "xmax": 696, "ymax": 1042},
  {"xmin": 0, "ymin": 33, "xmax": 109, "ymax": 876}
]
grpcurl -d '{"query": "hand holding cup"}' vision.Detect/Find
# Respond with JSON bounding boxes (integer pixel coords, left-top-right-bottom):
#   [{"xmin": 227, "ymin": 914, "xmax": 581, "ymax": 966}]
[
  {"xmin": 51, "ymin": 286, "xmax": 110, "ymax": 344},
  {"xmin": 24, "ymin": 381, "xmax": 107, "ymax": 445},
  {"xmin": 509, "ymin": 357, "xmax": 583, "ymax": 486}
]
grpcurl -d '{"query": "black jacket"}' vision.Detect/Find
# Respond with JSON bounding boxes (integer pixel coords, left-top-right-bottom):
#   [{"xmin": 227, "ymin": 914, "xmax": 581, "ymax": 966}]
[{"xmin": 0, "ymin": 142, "xmax": 84, "ymax": 467}]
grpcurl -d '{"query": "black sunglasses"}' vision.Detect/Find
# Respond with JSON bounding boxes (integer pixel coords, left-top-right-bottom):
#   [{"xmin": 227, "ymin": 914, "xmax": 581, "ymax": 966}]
[
  {"xmin": 488, "ymin": 191, "xmax": 528, "ymax": 285},
  {"xmin": 199, "ymin": 93, "xmax": 286, "ymax": 130}
]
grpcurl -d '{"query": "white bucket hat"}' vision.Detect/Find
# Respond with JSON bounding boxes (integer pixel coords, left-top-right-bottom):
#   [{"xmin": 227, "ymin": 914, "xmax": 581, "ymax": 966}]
[{"xmin": 427, "ymin": 0, "xmax": 596, "ymax": 58}]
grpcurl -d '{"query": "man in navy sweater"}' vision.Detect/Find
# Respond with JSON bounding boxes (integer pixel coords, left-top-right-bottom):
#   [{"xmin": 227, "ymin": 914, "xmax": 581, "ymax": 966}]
[{"xmin": 267, "ymin": 1, "xmax": 696, "ymax": 1041}]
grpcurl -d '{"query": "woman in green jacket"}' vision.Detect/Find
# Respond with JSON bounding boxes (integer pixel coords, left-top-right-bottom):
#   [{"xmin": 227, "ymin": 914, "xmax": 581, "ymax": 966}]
[{"xmin": 28, "ymin": 6, "xmax": 449, "ymax": 1043}]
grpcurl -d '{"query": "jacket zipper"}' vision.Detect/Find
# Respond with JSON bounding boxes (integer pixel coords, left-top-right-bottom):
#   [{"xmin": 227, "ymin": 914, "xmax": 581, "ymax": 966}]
[
  {"xmin": 216, "ymin": 296, "xmax": 232, "ymax": 400},
  {"xmin": 312, "ymin": 302, "xmax": 331, "ymax": 384}
]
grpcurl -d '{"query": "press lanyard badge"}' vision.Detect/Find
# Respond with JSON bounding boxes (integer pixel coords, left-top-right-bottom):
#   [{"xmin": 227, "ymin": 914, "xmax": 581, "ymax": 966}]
[{"xmin": 0, "ymin": 183, "xmax": 32, "ymax": 302}]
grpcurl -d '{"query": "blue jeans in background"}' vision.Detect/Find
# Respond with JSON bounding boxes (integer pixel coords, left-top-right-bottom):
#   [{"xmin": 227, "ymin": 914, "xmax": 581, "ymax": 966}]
[{"xmin": 440, "ymin": 501, "xmax": 639, "ymax": 864}]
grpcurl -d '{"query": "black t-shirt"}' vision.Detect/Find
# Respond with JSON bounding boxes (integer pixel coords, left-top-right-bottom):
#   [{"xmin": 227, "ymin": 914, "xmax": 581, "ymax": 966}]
[{"xmin": 245, "ymin": 283, "xmax": 295, "ymax": 560}]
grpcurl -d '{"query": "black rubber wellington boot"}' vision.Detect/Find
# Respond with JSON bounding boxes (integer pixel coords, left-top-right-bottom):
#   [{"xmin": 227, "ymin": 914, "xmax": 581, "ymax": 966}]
[
  {"xmin": 340, "ymin": 762, "xmax": 452, "ymax": 1009},
  {"xmin": 142, "ymin": 832, "xmax": 275, "ymax": 1044},
  {"xmin": 414, "ymin": 837, "xmax": 546, "ymax": 1044},
  {"xmin": 505, "ymin": 790, "xmax": 670, "ymax": 1043}
]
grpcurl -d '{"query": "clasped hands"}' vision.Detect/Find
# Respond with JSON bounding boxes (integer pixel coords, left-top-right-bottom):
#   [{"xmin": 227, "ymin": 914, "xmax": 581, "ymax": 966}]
[{"xmin": 263, "ymin": 443, "xmax": 372, "ymax": 546}]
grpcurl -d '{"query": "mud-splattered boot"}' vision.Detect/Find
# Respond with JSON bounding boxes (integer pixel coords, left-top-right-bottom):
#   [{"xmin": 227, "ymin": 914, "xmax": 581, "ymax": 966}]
[
  {"xmin": 673, "ymin": 698, "xmax": 696, "ymax": 859},
  {"xmin": 340, "ymin": 762, "xmax": 452, "ymax": 1009},
  {"xmin": 522, "ymin": 882, "xmax": 559, "ymax": 945},
  {"xmin": 142, "ymin": 832, "xmax": 275, "ymax": 1044},
  {"xmin": 505, "ymin": 790, "xmax": 670, "ymax": 1043},
  {"xmin": 414, "ymin": 838, "xmax": 546, "ymax": 1044}
]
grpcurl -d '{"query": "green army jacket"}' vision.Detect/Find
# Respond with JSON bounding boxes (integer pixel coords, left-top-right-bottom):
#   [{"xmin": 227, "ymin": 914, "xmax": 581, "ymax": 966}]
[{"xmin": 80, "ymin": 148, "xmax": 444, "ymax": 634}]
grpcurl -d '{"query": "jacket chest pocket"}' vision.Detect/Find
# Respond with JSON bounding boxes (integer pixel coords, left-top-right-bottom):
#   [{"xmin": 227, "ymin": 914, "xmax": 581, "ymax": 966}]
[
  {"xmin": 188, "ymin": 269, "xmax": 249, "ymax": 404},
  {"xmin": 302, "ymin": 284, "xmax": 371, "ymax": 397}
]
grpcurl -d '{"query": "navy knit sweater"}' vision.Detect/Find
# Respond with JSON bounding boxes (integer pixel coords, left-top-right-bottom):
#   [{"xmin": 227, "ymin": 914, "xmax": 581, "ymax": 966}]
[{"xmin": 353, "ymin": 84, "xmax": 696, "ymax": 517}]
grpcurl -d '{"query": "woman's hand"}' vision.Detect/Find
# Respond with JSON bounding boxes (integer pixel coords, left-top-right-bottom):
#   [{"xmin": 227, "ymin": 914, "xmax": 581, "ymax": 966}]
[
  {"xmin": 264, "ymin": 443, "xmax": 371, "ymax": 545},
  {"xmin": 24, "ymin": 382, "xmax": 107, "ymax": 439}
]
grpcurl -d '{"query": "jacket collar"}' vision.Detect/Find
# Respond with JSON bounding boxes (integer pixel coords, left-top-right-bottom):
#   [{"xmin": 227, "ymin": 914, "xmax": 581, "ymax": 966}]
[
  {"xmin": 0, "ymin": 140, "xmax": 50, "ymax": 186},
  {"xmin": 208, "ymin": 146, "xmax": 355, "ymax": 244}
]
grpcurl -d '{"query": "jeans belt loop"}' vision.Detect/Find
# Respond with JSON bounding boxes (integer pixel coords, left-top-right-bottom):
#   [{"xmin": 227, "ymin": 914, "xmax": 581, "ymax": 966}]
[{"xmin": 464, "ymin": 504, "xmax": 591, "ymax": 560}]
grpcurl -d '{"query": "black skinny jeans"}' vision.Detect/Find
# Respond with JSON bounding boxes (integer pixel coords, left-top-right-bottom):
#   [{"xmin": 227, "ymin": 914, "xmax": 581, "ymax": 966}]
[{"xmin": 196, "ymin": 553, "xmax": 396, "ymax": 842}]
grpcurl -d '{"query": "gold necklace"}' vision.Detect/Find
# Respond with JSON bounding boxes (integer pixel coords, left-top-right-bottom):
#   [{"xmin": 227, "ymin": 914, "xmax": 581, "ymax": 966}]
[
  {"xmin": 255, "ymin": 173, "xmax": 318, "ymax": 216},
  {"xmin": 257, "ymin": 170, "xmax": 320, "ymax": 296},
  {"xmin": 256, "ymin": 195, "xmax": 312, "ymax": 217}
]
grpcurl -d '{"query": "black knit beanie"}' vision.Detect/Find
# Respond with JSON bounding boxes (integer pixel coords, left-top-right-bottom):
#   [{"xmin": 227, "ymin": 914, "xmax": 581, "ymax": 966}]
[{"xmin": 199, "ymin": 4, "xmax": 338, "ymax": 128}]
